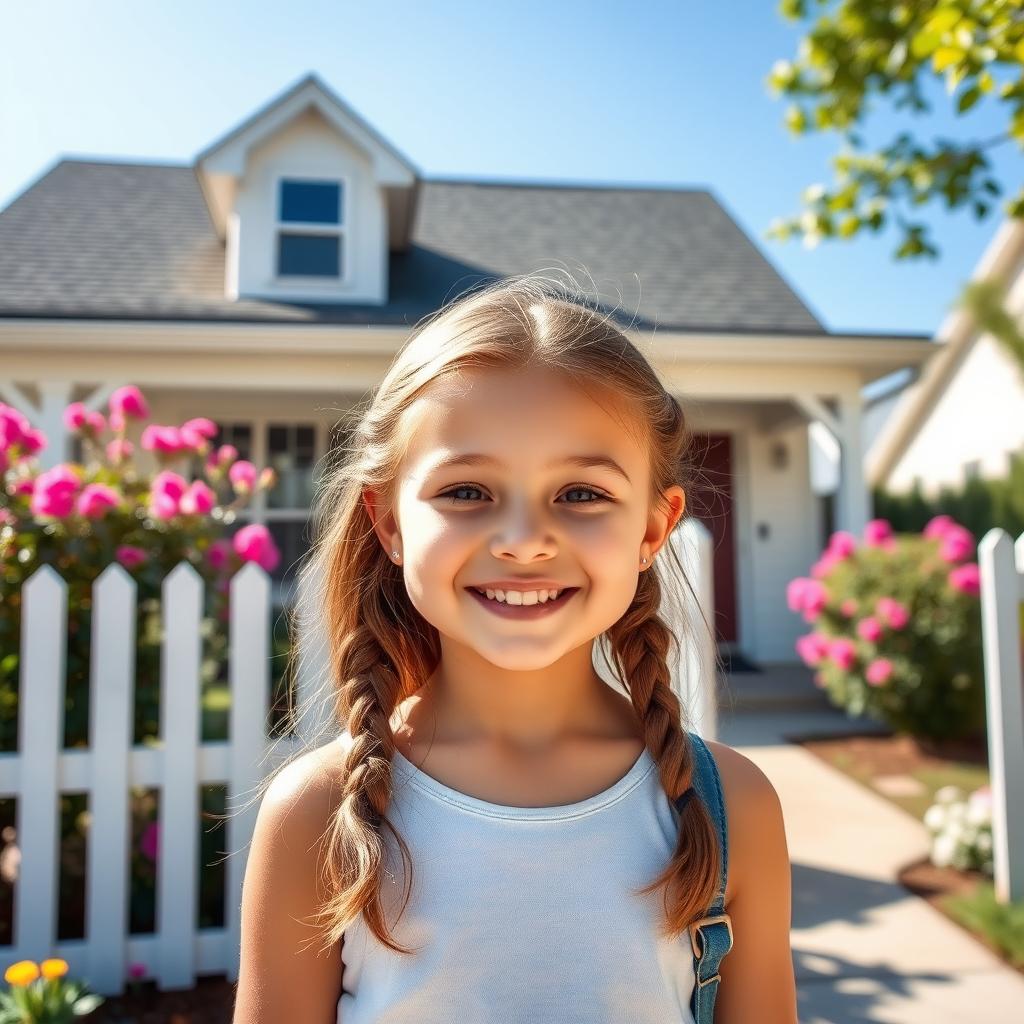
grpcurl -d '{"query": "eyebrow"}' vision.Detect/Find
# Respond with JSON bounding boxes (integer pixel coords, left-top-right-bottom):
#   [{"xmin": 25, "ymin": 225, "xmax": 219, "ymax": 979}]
[{"xmin": 424, "ymin": 452, "xmax": 631, "ymax": 483}]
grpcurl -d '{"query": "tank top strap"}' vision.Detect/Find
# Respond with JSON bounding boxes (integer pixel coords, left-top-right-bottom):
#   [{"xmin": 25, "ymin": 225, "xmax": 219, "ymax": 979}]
[{"xmin": 677, "ymin": 730, "xmax": 734, "ymax": 1024}]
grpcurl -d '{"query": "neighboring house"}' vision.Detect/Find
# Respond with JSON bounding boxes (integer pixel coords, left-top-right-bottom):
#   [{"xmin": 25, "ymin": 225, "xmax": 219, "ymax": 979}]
[
  {"xmin": 0, "ymin": 73, "xmax": 937, "ymax": 664},
  {"xmin": 867, "ymin": 217, "xmax": 1024, "ymax": 497}
]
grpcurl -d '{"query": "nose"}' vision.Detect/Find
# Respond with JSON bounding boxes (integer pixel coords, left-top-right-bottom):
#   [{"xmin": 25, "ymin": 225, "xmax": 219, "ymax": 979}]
[{"xmin": 488, "ymin": 498, "xmax": 558, "ymax": 562}]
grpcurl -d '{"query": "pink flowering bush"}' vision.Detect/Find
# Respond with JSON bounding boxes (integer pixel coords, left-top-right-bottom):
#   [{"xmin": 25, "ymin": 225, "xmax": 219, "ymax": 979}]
[
  {"xmin": 788, "ymin": 516, "xmax": 985, "ymax": 740},
  {"xmin": 0, "ymin": 387, "xmax": 280, "ymax": 750}
]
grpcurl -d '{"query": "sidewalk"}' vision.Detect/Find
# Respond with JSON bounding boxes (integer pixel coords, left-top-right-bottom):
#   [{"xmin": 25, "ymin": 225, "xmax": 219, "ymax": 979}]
[{"xmin": 717, "ymin": 701, "xmax": 1024, "ymax": 1023}]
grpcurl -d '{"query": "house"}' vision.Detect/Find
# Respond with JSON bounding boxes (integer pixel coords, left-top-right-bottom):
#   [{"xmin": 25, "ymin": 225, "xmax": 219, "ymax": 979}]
[
  {"xmin": 0, "ymin": 73, "xmax": 937, "ymax": 664},
  {"xmin": 867, "ymin": 216, "xmax": 1024, "ymax": 496}
]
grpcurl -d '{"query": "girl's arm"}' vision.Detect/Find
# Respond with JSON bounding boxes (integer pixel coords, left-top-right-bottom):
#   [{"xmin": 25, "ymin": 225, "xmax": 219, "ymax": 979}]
[
  {"xmin": 233, "ymin": 748, "xmax": 346, "ymax": 1024},
  {"xmin": 706, "ymin": 741, "xmax": 799, "ymax": 1024}
]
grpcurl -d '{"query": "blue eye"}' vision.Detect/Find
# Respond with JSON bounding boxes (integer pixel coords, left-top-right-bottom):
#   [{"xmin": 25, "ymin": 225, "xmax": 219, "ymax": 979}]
[{"xmin": 439, "ymin": 483, "xmax": 611, "ymax": 505}]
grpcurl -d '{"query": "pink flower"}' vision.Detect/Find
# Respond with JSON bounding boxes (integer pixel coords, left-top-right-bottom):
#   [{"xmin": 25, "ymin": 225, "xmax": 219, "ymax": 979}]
[
  {"xmin": 258, "ymin": 467, "xmax": 277, "ymax": 491},
  {"xmin": 179, "ymin": 418, "xmax": 218, "ymax": 452},
  {"xmin": 840, "ymin": 598, "xmax": 859, "ymax": 618},
  {"xmin": 856, "ymin": 616, "xmax": 883, "ymax": 643},
  {"xmin": 232, "ymin": 523, "xmax": 281, "ymax": 572},
  {"xmin": 0, "ymin": 404, "xmax": 31, "ymax": 452},
  {"xmin": 923, "ymin": 514, "xmax": 957, "ymax": 540},
  {"xmin": 827, "ymin": 531, "xmax": 858, "ymax": 559},
  {"xmin": 107, "ymin": 438, "xmax": 134, "ymax": 463},
  {"xmin": 795, "ymin": 632, "xmax": 831, "ymax": 667},
  {"xmin": 30, "ymin": 465, "xmax": 80, "ymax": 518},
  {"xmin": 148, "ymin": 470, "xmax": 189, "ymax": 520},
  {"xmin": 109, "ymin": 385, "xmax": 149, "ymax": 422},
  {"xmin": 19, "ymin": 427, "xmax": 46, "ymax": 456},
  {"xmin": 811, "ymin": 550, "xmax": 843, "ymax": 578},
  {"xmin": 875, "ymin": 596, "xmax": 909, "ymax": 630},
  {"xmin": 865, "ymin": 658, "xmax": 894, "ymax": 686},
  {"xmin": 786, "ymin": 577, "xmax": 828, "ymax": 620},
  {"xmin": 141, "ymin": 424, "xmax": 187, "ymax": 456},
  {"xmin": 206, "ymin": 538, "xmax": 233, "ymax": 571},
  {"xmin": 127, "ymin": 962, "xmax": 147, "ymax": 980},
  {"xmin": 948, "ymin": 562, "xmax": 981, "ymax": 596},
  {"xmin": 139, "ymin": 821, "xmax": 159, "ymax": 862},
  {"xmin": 828, "ymin": 637, "xmax": 857, "ymax": 671},
  {"xmin": 864, "ymin": 519, "xmax": 893, "ymax": 547},
  {"xmin": 179, "ymin": 480, "xmax": 216, "ymax": 516},
  {"xmin": 116, "ymin": 545, "xmax": 148, "ymax": 569},
  {"xmin": 939, "ymin": 524, "xmax": 975, "ymax": 563},
  {"xmin": 228, "ymin": 459, "xmax": 257, "ymax": 494},
  {"xmin": 63, "ymin": 402, "xmax": 89, "ymax": 432},
  {"xmin": 77, "ymin": 483, "xmax": 122, "ymax": 519}
]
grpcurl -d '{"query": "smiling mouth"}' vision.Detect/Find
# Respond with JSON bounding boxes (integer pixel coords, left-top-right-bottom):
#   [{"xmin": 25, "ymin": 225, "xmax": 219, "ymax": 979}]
[{"xmin": 465, "ymin": 586, "xmax": 580, "ymax": 618}]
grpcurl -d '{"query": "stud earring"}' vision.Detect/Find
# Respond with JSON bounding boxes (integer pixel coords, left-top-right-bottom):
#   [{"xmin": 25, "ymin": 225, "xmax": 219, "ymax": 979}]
[
  {"xmin": 392, "ymin": 551, "xmax": 400, "ymax": 559},
  {"xmin": 641, "ymin": 556, "xmax": 648, "ymax": 565}
]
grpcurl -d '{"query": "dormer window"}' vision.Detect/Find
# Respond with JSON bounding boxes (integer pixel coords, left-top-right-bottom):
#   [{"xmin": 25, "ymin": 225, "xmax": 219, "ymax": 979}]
[{"xmin": 275, "ymin": 177, "xmax": 344, "ymax": 279}]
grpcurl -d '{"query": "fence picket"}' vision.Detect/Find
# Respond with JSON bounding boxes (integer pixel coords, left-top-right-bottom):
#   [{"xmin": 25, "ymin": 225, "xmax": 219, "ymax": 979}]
[
  {"xmin": 978, "ymin": 528, "xmax": 1024, "ymax": 905},
  {"xmin": 16, "ymin": 565, "xmax": 66, "ymax": 958},
  {"xmin": 86, "ymin": 564, "xmax": 136, "ymax": 991},
  {"xmin": 156, "ymin": 562, "xmax": 203, "ymax": 989},
  {"xmin": 225, "ymin": 562, "xmax": 271, "ymax": 983}
]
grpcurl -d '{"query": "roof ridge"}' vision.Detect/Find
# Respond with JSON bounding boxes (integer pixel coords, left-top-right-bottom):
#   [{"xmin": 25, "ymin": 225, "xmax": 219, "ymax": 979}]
[{"xmin": 422, "ymin": 175, "xmax": 712, "ymax": 195}]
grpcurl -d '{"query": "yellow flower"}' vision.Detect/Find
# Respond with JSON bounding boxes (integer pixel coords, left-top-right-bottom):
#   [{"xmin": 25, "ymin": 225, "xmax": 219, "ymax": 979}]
[
  {"xmin": 4, "ymin": 960, "xmax": 39, "ymax": 986},
  {"xmin": 40, "ymin": 958, "xmax": 68, "ymax": 980}
]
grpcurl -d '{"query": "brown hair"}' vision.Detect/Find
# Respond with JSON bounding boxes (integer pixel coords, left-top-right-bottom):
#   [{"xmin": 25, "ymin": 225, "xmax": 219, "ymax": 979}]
[{"xmin": 286, "ymin": 273, "xmax": 724, "ymax": 955}]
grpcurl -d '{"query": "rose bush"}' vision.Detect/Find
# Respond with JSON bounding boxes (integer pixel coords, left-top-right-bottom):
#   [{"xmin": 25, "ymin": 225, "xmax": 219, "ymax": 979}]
[
  {"xmin": 788, "ymin": 516, "xmax": 985, "ymax": 741},
  {"xmin": 1, "ymin": 388, "xmax": 283, "ymax": 939}
]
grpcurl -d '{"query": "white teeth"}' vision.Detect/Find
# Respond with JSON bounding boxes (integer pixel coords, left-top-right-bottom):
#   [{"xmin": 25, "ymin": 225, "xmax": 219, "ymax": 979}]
[{"xmin": 477, "ymin": 587, "xmax": 562, "ymax": 605}]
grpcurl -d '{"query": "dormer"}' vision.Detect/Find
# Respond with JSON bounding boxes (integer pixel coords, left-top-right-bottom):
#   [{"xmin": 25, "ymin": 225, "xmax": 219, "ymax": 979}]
[{"xmin": 193, "ymin": 74, "xmax": 418, "ymax": 305}]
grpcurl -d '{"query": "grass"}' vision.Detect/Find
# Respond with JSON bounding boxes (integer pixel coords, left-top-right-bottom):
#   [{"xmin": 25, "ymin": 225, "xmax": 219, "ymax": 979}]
[{"xmin": 942, "ymin": 882, "xmax": 1024, "ymax": 970}]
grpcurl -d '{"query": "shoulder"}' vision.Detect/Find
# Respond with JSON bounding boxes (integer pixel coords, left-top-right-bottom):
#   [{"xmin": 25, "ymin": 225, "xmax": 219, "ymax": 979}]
[
  {"xmin": 701, "ymin": 738, "xmax": 788, "ymax": 907},
  {"xmin": 234, "ymin": 737, "xmax": 349, "ymax": 1021},
  {"xmin": 698, "ymin": 740, "xmax": 798, "ymax": 1019}
]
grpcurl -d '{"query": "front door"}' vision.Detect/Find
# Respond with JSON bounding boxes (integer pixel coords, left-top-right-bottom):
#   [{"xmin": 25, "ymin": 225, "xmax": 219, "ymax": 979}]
[{"xmin": 685, "ymin": 433, "xmax": 737, "ymax": 644}]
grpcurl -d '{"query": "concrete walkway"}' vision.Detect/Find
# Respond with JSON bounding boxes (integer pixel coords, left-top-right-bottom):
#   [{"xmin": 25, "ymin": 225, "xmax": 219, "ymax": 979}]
[{"xmin": 717, "ymin": 699, "xmax": 1024, "ymax": 1023}]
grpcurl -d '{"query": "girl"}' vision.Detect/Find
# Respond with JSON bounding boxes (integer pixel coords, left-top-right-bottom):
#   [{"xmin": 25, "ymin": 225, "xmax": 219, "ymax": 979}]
[{"xmin": 234, "ymin": 276, "xmax": 798, "ymax": 1024}]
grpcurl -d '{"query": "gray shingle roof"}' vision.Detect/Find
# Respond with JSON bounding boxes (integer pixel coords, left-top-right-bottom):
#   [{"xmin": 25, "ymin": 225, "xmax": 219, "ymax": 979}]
[{"xmin": 0, "ymin": 158, "xmax": 828, "ymax": 333}]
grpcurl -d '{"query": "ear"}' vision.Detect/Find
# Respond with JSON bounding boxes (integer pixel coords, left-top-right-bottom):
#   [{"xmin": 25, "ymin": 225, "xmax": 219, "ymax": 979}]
[
  {"xmin": 362, "ymin": 486, "xmax": 401, "ymax": 558},
  {"xmin": 643, "ymin": 485, "xmax": 686, "ymax": 556}
]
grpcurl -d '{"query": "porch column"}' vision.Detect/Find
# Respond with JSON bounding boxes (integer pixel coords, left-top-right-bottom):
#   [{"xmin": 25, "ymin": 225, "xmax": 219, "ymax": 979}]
[
  {"xmin": 0, "ymin": 380, "xmax": 120, "ymax": 470},
  {"xmin": 834, "ymin": 388, "xmax": 871, "ymax": 536}
]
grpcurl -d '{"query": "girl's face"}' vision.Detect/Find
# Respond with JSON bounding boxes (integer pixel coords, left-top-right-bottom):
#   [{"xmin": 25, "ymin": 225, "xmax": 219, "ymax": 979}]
[{"xmin": 368, "ymin": 364, "xmax": 684, "ymax": 673}]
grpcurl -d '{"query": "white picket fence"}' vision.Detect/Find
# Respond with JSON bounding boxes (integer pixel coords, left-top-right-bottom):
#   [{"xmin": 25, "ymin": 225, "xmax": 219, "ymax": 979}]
[
  {"xmin": 3, "ymin": 560, "xmax": 320, "ymax": 996},
  {"xmin": 0, "ymin": 519, "xmax": 718, "ymax": 996},
  {"xmin": 978, "ymin": 527, "xmax": 1024, "ymax": 905}
]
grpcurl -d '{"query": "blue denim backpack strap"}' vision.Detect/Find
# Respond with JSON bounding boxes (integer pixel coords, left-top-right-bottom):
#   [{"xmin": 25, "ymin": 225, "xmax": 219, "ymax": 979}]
[{"xmin": 675, "ymin": 730, "xmax": 734, "ymax": 1024}]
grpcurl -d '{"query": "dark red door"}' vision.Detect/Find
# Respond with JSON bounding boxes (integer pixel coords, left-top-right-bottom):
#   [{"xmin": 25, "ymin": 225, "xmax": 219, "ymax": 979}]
[{"xmin": 684, "ymin": 433, "xmax": 737, "ymax": 644}]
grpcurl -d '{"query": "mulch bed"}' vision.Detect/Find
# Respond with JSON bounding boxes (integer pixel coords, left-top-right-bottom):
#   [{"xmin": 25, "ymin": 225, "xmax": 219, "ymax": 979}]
[{"xmin": 91, "ymin": 974, "xmax": 236, "ymax": 1023}]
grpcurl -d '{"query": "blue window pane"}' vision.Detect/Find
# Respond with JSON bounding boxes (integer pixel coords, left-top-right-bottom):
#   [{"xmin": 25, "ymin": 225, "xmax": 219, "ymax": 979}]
[
  {"xmin": 277, "ymin": 233, "xmax": 341, "ymax": 277},
  {"xmin": 279, "ymin": 180, "xmax": 341, "ymax": 224}
]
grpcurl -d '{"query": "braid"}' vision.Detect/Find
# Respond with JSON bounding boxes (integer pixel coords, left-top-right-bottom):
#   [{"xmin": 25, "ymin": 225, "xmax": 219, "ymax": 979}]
[
  {"xmin": 312, "ymin": 610, "xmax": 421, "ymax": 956},
  {"xmin": 605, "ymin": 564, "xmax": 723, "ymax": 940}
]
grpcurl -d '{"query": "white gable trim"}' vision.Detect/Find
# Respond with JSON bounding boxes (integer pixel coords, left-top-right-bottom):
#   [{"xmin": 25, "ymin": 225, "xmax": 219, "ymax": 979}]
[{"xmin": 195, "ymin": 74, "xmax": 417, "ymax": 238}]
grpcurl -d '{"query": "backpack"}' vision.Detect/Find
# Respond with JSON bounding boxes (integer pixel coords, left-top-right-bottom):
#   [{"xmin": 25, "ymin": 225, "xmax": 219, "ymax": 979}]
[{"xmin": 675, "ymin": 730, "xmax": 734, "ymax": 1024}]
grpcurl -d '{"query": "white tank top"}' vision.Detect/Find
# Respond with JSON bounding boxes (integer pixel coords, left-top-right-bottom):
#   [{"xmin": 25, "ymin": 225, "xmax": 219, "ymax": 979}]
[{"xmin": 335, "ymin": 731, "xmax": 696, "ymax": 1023}]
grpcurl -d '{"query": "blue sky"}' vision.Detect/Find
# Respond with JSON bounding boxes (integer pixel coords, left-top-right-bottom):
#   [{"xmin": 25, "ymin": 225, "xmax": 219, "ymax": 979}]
[{"xmin": 1, "ymin": 0, "xmax": 1018, "ymax": 372}]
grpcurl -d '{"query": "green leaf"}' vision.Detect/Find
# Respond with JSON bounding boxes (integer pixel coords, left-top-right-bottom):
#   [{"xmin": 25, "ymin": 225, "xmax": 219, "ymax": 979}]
[
  {"xmin": 911, "ymin": 31, "xmax": 942, "ymax": 59},
  {"xmin": 933, "ymin": 46, "xmax": 964, "ymax": 73},
  {"xmin": 957, "ymin": 84, "xmax": 982, "ymax": 114}
]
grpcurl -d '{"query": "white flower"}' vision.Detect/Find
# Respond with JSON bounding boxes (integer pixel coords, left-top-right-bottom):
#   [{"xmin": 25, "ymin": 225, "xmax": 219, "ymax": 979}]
[
  {"xmin": 931, "ymin": 832, "xmax": 957, "ymax": 868},
  {"xmin": 966, "ymin": 789, "xmax": 993, "ymax": 826},
  {"xmin": 976, "ymin": 831, "xmax": 993, "ymax": 853},
  {"xmin": 923, "ymin": 804, "xmax": 947, "ymax": 832},
  {"xmin": 803, "ymin": 183, "xmax": 827, "ymax": 204},
  {"xmin": 935, "ymin": 785, "xmax": 964, "ymax": 806}
]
